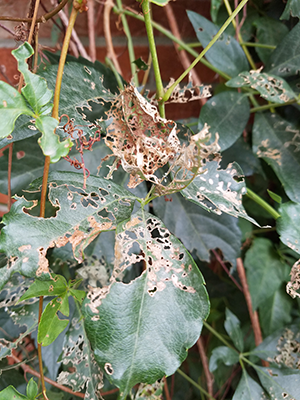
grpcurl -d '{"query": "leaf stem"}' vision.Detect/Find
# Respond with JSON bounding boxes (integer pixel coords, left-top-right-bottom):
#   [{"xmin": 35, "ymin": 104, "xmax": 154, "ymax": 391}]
[
  {"xmin": 139, "ymin": 0, "xmax": 165, "ymax": 118},
  {"xmin": 38, "ymin": 296, "xmax": 49, "ymax": 400},
  {"xmin": 250, "ymin": 99, "xmax": 297, "ymax": 113},
  {"xmin": 163, "ymin": 0, "xmax": 249, "ymax": 102},
  {"xmin": 223, "ymin": 0, "xmax": 256, "ymax": 70},
  {"xmin": 246, "ymin": 188, "xmax": 281, "ymax": 220},
  {"xmin": 177, "ymin": 368, "xmax": 215, "ymax": 400},
  {"xmin": 240, "ymin": 41, "xmax": 276, "ymax": 50},
  {"xmin": 116, "ymin": 0, "xmax": 138, "ymax": 86},
  {"xmin": 203, "ymin": 321, "xmax": 237, "ymax": 351}
]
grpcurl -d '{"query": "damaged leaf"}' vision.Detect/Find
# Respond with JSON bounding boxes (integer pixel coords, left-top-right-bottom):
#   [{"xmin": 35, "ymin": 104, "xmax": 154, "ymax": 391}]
[
  {"xmin": 227, "ymin": 68, "xmax": 296, "ymax": 104},
  {"xmin": 164, "ymin": 78, "xmax": 211, "ymax": 104},
  {"xmin": 286, "ymin": 259, "xmax": 300, "ymax": 299},
  {"xmin": 253, "ymin": 112, "xmax": 300, "ymax": 203},
  {"xmin": 0, "ymin": 171, "xmax": 136, "ymax": 290},
  {"xmin": 82, "ymin": 209, "xmax": 210, "ymax": 398}
]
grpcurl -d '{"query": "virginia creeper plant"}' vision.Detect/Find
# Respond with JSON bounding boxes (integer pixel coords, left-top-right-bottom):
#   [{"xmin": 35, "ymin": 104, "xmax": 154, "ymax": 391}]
[{"xmin": 0, "ymin": 0, "xmax": 300, "ymax": 399}]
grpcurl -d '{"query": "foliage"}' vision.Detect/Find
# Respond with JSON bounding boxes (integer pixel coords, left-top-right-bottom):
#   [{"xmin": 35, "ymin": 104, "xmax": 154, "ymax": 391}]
[{"xmin": 0, "ymin": 0, "xmax": 300, "ymax": 399}]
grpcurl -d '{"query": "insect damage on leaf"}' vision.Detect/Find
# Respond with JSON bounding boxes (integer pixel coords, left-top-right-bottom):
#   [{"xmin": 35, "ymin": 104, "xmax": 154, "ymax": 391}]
[
  {"xmin": 286, "ymin": 259, "xmax": 300, "ymax": 299},
  {"xmin": 164, "ymin": 77, "xmax": 212, "ymax": 103},
  {"xmin": 257, "ymin": 139, "xmax": 282, "ymax": 165},
  {"xmin": 271, "ymin": 328, "xmax": 300, "ymax": 369}
]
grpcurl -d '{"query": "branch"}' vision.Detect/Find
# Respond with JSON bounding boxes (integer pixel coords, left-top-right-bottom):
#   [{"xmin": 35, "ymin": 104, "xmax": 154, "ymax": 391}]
[
  {"xmin": 87, "ymin": 0, "xmax": 97, "ymax": 62},
  {"xmin": 103, "ymin": 0, "xmax": 122, "ymax": 75},
  {"xmin": 197, "ymin": 337, "xmax": 214, "ymax": 397},
  {"xmin": 211, "ymin": 249, "xmax": 243, "ymax": 292}
]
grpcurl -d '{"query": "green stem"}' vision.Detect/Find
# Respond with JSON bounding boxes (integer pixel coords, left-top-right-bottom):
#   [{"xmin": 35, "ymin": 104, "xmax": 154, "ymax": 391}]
[
  {"xmin": 177, "ymin": 369, "xmax": 215, "ymax": 400},
  {"xmin": 139, "ymin": 0, "xmax": 165, "ymax": 118},
  {"xmin": 250, "ymin": 99, "xmax": 297, "ymax": 113},
  {"xmin": 240, "ymin": 41, "xmax": 276, "ymax": 50},
  {"xmin": 116, "ymin": 0, "xmax": 138, "ymax": 87},
  {"xmin": 163, "ymin": 0, "xmax": 249, "ymax": 102},
  {"xmin": 105, "ymin": 56, "xmax": 124, "ymax": 90},
  {"xmin": 223, "ymin": 0, "xmax": 256, "ymax": 70},
  {"xmin": 246, "ymin": 188, "xmax": 281, "ymax": 220},
  {"xmin": 203, "ymin": 321, "xmax": 237, "ymax": 351},
  {"xmin": 113, "ymin": 6, "xmax": 231, "ymax": 81}
]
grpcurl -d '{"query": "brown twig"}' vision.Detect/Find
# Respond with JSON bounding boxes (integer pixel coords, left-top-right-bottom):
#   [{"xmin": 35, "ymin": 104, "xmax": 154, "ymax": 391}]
[
  {"xmin": 104, "ymin": 0, "xmax": 122, "ymax": 75},
  {"xmin": 211, "ymin": 249, "xmax": 243, "ymax": 292},
  {"xmin": 236, "ymin": 257, "xmax": 268, "ymax": 367},
  {"xmin": 164, "ymin": 3, "xmax": 206, "ymax": 106},
  {"xmin": 197, "ymin": 337, "xmax": 214, "ymax": 397},
  {"xmin": 0, "ymin": 22, "xmax": 15, "ymax": 36},
  {"xmin": 87, "ymin": 0, "xmax": 97, "ymax": 62},
  {"xmin": 163, "ymin": 376, "xmax": 172, "ymax": 400}
]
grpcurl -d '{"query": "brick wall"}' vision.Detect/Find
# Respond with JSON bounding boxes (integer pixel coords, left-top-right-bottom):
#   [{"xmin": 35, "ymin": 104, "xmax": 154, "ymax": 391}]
[{"xmin": 0, "ymin": 0, "xmax": 214, "ymax": 120}]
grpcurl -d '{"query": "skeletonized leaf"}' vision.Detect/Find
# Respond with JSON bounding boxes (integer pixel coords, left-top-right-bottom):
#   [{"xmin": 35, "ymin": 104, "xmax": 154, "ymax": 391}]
[
  {"xmin": 232, "ymin": 370, "xmax": 266, "ymax": 400},
  {"xmin": 153, "ymin": 192, "xmax": 242, "ymax": 267},
  {"xmin": 82, "ymin": 209, "xmax": 210, "ymax": 398},
  {"xmin": 0, "ymin": 81, "xmax": 33, "ymax": 138},
  {"xmin": 253, "ymin": 112, "xmax": 300, "ymax": 203},
  {"xmin": 0, "ymin": 171, "xmax": 136, "ymax": 290},
  {"xmin": 277, "ymin": 202, "xmax": 300, "ymax": 255},
  {"xmin": 198, "ymin": 91, "xmax": 250, "ymax": 151},
  {"xmin": 266, "ymin": 22, "xmax": 300, "ymax": 78},
  {"xmin": 187, "ymin": 11, "xmax": 249, "ymax": 77},
  {"xmin": 227, "ymin": 69, "xmax": 296, "ymax": 104},
  {"xmin": 181, "ymin": 160, "xmax": 258, "ymax": 225},
  {"xmin": 12, "ymin": 42, "xmax": 53, "ymax": 115}
]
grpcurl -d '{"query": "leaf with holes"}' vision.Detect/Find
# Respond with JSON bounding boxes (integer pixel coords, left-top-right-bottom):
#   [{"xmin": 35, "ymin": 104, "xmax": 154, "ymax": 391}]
[
  {"xmin": 253, "ymin": 17, "xmax": 289, "ymax": 64},
  {"xmin": 0, "ymin": 171, "xmax": 136, "ymax": 290},
  {"xmin": 0, "ymin": 81, "xmax": 33, "ymax": 139},
  {"xmin": 153, "ymin": 192, "xmax": 242, "ymax": 267},
  {"xmin": 19, "ymin": 274, "xmax": 67, "ymax": 302},
  {"xmin": 277, "ymin": 202, "xmax": 300, "ymax": 256},
  {"xmin": 227, "ymin": 69, "xmax": 296, "ymax": 104},
  {"xmin": 82, "ymin": 209, "xmax": 210, "ymax": 398},
  {"xmin": 57, "ymin": 302, "xmax": 103, "ymax": 399},
  {"xmin": 187, "ymin": 11, "xmax": 249, "ymax": 77},
  {"xmin": 266, "ymin": 21, "xmax": 300, "ymax": 78},
  {"xmin": 198, "ymin": 91, "xmax": 250, "ymax": 151},
  {"xmin": 253, "ymin": 112, "xmax": 300, "ymax": 203},
  {"xmin": 181, "ymin": 160, "xmax": 258, "ymax": 225}
]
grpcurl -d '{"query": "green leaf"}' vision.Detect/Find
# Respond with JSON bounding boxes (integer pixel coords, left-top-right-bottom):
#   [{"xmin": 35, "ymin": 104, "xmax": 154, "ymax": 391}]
[
  {"xmin": 26, "ymin": 379, "xmax": 38, "ymax": 400},
  {"xmin": 19, "ymin": 274, "xmax": 67, "ymax": 302},
  {"xmin": 253, "ymin": 17, "xmax": 289, "ymax": 64},
  {"xmin": 187, "ymin": 11, "xmax": 249, "ymax": 77},
  {"xmin": 149, "ymin": 0, "xmax": 170, "ymax": 5},
  {"xmin": 210, "ymin": 0, "xmax": 223, "ymax": 23},
  {"xmin": 153, "ymin": 192, "xmax": 242, "ymax": 267},
  {"xmin": 132, "ymin": 57, "xmax": 149, "ymax": 71},
  {"xmin": 35, "ymin": 115, "xmax": 72, "ymax": 163},
  {"xmin": 181, "ymin": 161, "xmax": 259, "ymax": 226},
  {"xmin": 0, "ymin": 172, "xmax": 136, "ymax": 290},
  {"xmin": 244, "ymin": 238, "xmax": 288, "ymax": 310},
  {"xmin": 0, "ymin": 81, "xmax": 33, "ymax": 139},
  {"xmin": 266, "ymin": 22, "xmax": 300, "ymax": 78},
  {"xmin": 227, "ymin": 70, "xmax": 296, "ymax": 104},
  {"xmin": 0, "ymin": 386, "xmax": 28, "ymax": 400},
  {"xmin": 82, "ymin": 209, "xmax": 210, "ymax": 398},
  {"xmin": 232, "ymin": 370, "xmax": 266, "ymax": 400},
  {"xmin": 69, "ymin": 288, "xmax": 86, "ymax": 304},
  {"xmin": 198, "ymin": 91, "xmax": 250, "ymax": 151},
  {"xmin": 259, "ymin": 288, "xmax": 292, "ymax": 336},
  {"xmin": 277, "ymin": 202, "xmax": 300, "ymax": 255},
  {"xmin": 209, "ymin": 346, "xmax": 239, "ymax": 372},
  {"xmin": 256, "ymin": 366, "xmax": 300, "ymax": 400},
  {"xmin": 224, "ymin": 308, "xmax": 244, "ymax": 352},
  {"xmin": 267, "ymin": 189, "xmax": 282, "ymax": 204},
  {"xmin": 38, "ymin": 294, "xmax": 69, "ymax": 346},
  {"xmin": 253, "ymin": 112, "xmax": 300, "ymax": 203},
  {"xmin": 12, "ymin": 42, "xmax": 53, "ymax": 115},
  {"xmin": 281, "ymin": 0, "xmax": 300, "ymax": 20},
  {"xmin": 57, "ymin": 303, "xmax": 103, "ymax": 398}
]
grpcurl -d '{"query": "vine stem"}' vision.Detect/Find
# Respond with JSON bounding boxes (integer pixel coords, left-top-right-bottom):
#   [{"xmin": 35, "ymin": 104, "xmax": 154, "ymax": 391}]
[
  {"xmin": 197, "ymin": 337, "xmax": 214, "ymax": 397},
  {"xmin": 246, "ymin": 188, "xmax": 281, "ymax": 220},
  {"xmin": 163, "ymin": 0, "xmax": 249, "ymax": 102},
  {"xmin": 140, "ymin": 0, "xmax": 165, "ymax": 118},
  {"xmin": 177, "ymin": 368, "xmax": 215, "ymax": 400},
  {"xmin": 104, "ymin": 0, "xmax": 122, "ymax": 75},
  {"xmin": 203, "ymin": 321, "xmax": 237, "ymax": 351}
]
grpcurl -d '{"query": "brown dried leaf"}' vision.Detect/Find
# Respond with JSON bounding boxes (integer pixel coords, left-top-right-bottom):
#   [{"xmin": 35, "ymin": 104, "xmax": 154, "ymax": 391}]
[
  {"xmin": 287, "ymin": 259, "xmax": 300, "ymax": 299},
  {"xmin": 164, "ymin": 77, "xmax": 211, "ymax": 104}
]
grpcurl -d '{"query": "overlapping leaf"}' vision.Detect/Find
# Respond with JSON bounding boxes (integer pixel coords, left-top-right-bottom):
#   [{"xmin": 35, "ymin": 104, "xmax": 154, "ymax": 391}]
[
  {"xmin": 198, "ymin": 91, "xmax": 250, "ymax": 151},
  {"xmin": 187, "ymin": 11, "xmax": 249, "ymax": 77},
  {"xmin": 256, "ymin": 366, "xmax": 300, "ymax": 399},
  {"xmin": 209, "ymin": 346, "xmax": 239, "ymax": 372},
  {"xmin": 253, "ymin": 112, "xmax": 300, "ymax": 203},
  {"xmin": 232, "ymin": 370, "xmax": 266, "ymax": 400},
  {"xmin": 277, "ymin": 202, "xmax": 300, "ymax": 255},
  {"xmin": 281, "ymin": 0, "xmax": 300, "ymax": 20},
  {"xmin": 0, "ymin": 171, "xmax": 136, "ymax": 290},
  {"xmin": 82, "ymin": 209, "xmax": 210, "ymax": 399}
]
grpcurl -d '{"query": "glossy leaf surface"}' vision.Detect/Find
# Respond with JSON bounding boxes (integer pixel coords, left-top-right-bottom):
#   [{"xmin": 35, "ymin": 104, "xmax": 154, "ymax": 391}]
[{"xmin": 83, "ymin": 209, "xmax": 210, "ymax": 398}]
